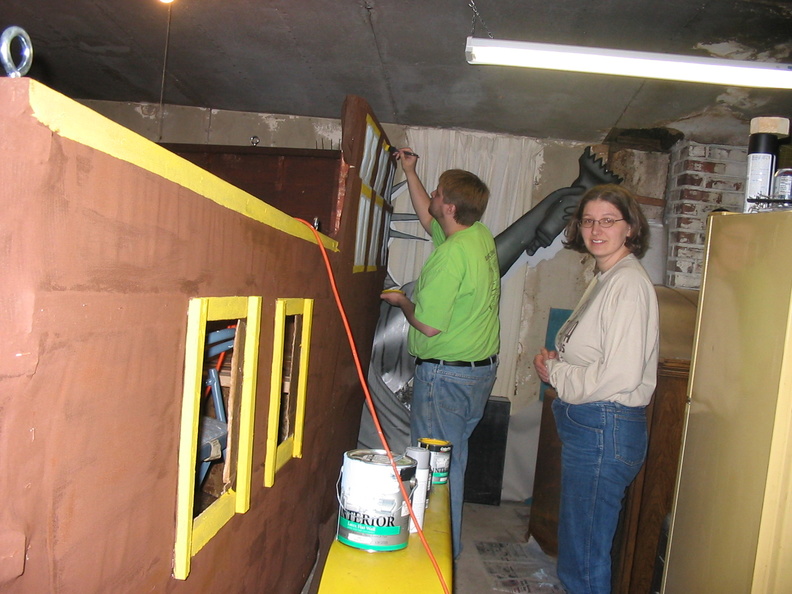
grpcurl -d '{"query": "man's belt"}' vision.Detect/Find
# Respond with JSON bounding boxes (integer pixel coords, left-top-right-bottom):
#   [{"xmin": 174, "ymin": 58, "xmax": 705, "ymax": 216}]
[{"xmin": 415, "ymin": 355, "xmax": 497, "ymax": 367}]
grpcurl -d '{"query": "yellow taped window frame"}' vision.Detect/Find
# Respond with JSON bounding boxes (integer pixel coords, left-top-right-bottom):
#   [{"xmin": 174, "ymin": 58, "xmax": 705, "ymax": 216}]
[
  {"xmin": 174, "ymin": 296, "xmax": 262, "ymax": 580},
  {"xmin": 264, "ymin": 298, "xmax": 314, "ymax": 487},
  {"xmin": 353, "ymin": 115, "xmax": 394, "ymax": 274},
  {"xmin": 367, "ymin": 193, "xmax": 385, "ymax": 271},
  {"xmin": 353, "ymin": 184, "xmax": 374, "ymax": 273},
  {"xmin": 360, "ymin": 117, "xmax": 380, "ymax": 184}
]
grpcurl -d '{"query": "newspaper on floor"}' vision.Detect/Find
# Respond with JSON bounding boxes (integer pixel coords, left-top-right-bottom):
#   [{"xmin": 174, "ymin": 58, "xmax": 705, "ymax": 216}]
[{"xmin": 475, "ymin": 539, "xmax": 564, "ymax": 593}]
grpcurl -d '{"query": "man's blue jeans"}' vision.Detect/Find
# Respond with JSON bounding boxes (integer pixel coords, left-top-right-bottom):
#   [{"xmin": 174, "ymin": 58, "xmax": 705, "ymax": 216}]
[
  {"xmin": 410, "ymin": 359, "xmax": 498, "ymax": 559},
  {"xmin": 552, "ymin": 398, "xmax": 647, "ymax": 594}
]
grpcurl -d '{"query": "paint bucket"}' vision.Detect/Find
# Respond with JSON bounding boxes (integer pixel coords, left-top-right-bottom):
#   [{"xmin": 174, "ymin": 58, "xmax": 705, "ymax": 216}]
[
  {"xmin": 418, "ymin": 438, "xmax": 452, "ymax": 485},
  {"xmin": 336, "ymin": 449, "xmax": 417, "ymax": 552}
]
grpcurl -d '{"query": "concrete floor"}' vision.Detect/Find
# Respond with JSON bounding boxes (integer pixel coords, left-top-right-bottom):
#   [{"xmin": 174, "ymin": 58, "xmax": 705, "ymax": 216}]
[{"xmin": 455, "ymin": 501, "xmax": 561, "ymax": 593}]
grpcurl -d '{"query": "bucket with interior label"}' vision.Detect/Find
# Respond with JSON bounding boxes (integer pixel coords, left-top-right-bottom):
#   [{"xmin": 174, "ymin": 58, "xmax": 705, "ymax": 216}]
[
  {"xmin": 418, "ymin": 438, "xmax": 452, "ymax": 485},
  {"xmin": 336, "ymin": 449, "xmax": 416, "ymax": 552}
]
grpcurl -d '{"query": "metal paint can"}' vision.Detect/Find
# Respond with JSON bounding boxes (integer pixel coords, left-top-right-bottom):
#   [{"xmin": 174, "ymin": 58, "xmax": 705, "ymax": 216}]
[
  {"xmin": 336, "ymin": 449, "xmax": 416, "ymax": 552},
  {"xmin": 418, "ymin": 438, "xmax": 452, "ymax": 485}
]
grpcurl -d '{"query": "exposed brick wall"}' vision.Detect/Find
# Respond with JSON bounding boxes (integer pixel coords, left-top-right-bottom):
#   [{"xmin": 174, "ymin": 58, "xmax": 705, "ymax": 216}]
[{"xmin": 664, "ymin": 141, "xmax": 746, "ymax": 288}]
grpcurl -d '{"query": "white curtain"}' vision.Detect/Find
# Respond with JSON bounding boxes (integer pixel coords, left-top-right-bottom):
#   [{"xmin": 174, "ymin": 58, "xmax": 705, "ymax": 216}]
[{"xmin": 387, "ymin": 126, "xmax": 543, "ymax": 399}]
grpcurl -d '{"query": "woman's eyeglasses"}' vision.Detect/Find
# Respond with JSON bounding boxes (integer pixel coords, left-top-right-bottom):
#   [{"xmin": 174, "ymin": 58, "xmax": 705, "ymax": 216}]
[{"xmin": 579, "ymin": 217, "xmax": 625, "ymax": 228}]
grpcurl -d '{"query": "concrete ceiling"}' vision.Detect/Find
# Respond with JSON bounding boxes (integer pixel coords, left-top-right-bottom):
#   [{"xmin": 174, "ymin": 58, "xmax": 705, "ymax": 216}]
[{"xmin": 2, "ymin": 0, "xmax": 791, "ymax": 147}]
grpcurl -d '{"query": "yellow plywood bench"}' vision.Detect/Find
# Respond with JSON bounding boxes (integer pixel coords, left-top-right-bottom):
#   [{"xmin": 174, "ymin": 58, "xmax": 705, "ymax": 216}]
[{"xmin": 318, "ymin": 484, "xmax": 453, "ymax": 593}]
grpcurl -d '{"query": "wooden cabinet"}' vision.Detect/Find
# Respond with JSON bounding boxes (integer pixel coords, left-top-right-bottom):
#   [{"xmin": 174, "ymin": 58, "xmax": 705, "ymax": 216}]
[
  {"xmin": 611, "ymin": 358, "xmax": 689, "ymax": 594},
  {"xmin": 527, "ymin": 287, "xmax": 697, "ymax": 593},
  {"xmin": 526, "ymin": 387, "xmax": 562, "ymax": 557}
]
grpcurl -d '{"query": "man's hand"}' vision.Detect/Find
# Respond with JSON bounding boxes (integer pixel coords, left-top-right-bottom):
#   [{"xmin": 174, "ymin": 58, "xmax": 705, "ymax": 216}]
[
  {"xmin": 380, "ymin": 289, "xmax": 440, "ymax": 337},
  {"xmin": 396, "ymin": 148, "xmax": 419, "ymax": 174},
  {"xmin": 380, "ymin": 289, "xmax": 408, "ymax": 308},
  {"xmin": 395, "ymin": 147, "xmax": 433, "ymax": 234}
]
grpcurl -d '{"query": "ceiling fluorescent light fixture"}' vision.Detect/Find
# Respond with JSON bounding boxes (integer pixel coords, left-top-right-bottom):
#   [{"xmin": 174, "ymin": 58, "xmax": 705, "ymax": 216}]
[{"xmin": 465, "ymin": 36, "xmax": 792, "ymax": 89}]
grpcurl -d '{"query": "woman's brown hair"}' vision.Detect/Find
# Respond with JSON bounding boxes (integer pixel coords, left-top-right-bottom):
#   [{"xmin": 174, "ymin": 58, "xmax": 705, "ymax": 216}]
[{"xmin": 563, "ymin": 184, "xmax": 651, "ymax": 258}]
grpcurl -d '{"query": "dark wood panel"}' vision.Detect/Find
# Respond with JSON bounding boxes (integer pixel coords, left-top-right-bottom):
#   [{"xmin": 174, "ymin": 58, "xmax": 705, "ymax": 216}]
[
  {"xmin": 161, "ymin": 144, "xmax": 343, "ymax": 236},
  {"xmin": 527, "ymin": 388, "xmax": 561, "ymax": 557},
  {"xmin": 614, "ymin": 359, "xmax": 689, "ymax": 594}
]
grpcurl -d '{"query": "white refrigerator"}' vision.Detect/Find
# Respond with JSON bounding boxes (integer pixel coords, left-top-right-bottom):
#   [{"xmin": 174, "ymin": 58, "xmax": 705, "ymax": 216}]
[{"xmin": 663, "ymin": 210, "xmax": 792, "ymax": 592}]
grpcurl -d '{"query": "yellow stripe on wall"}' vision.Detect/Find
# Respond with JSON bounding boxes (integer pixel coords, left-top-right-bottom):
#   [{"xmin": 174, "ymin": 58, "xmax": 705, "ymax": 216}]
[{"xmin": 26, "ymin": 79, "xmax": 338, "ymax": 252}]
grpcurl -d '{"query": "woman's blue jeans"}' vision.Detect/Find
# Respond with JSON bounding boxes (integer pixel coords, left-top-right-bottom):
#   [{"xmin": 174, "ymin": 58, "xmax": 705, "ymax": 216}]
[
  {"xmin": 410, "ymin": 359, "xmax": 498, "ymax": 559},
  {"xmin": 552, "ymin": 398, "xmax": 647, "ymax": 594}
]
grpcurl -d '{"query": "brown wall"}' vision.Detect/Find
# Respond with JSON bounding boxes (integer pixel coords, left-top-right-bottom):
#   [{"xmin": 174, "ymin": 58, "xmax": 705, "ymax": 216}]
[{"xmin": 0, "ymin": 79, "xmax": 386, "ymax": 592}]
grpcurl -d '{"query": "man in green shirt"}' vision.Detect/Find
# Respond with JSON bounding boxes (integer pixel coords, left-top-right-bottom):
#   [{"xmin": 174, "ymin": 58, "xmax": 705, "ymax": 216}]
[{"xmin": 381, "ymin": 149, "xmax": 500, "ymax": 558}]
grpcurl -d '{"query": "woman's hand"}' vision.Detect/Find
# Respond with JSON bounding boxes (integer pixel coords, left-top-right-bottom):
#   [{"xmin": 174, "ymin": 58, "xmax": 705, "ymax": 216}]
[{"xmin": 533, "ymin": 347, "xmax": 557, "ymax": 384}]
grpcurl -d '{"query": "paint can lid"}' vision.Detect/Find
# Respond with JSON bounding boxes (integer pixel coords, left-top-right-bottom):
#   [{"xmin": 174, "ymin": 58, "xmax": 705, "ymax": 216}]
[
  {"xmin": 345, "ymin": 448, "xmax": 416, "ymax": 468},
  {"xmin": 417, "ymin": 437, "xmax": 451, "ymax": 446}
]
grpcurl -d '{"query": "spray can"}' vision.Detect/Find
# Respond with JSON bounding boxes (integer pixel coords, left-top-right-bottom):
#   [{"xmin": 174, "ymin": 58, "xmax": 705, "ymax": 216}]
[
  {"xmin": 405, "ymin": 446, "xmax": 430, "ymax": 533},
  {"xmin": 418, "ymin": 438, "xmax": 453, "ymax": 485},
  {"xmin": 743, "ymin": 117, "xmax": 790, "ymax": 212},
  {"xmin": 744, "ymin": 132, "xmax": 778, "ymax": 211}
]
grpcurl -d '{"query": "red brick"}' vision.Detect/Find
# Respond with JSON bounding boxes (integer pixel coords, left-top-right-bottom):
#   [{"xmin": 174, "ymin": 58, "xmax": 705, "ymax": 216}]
[
  {"xmin": 707, "ymin": 179, "xmax": 743, "ymax": 191},
  {"xmin": 681, "ymin": 144, "xmax": 707, "ymax": 159},
  {"xmin": 677, "ymin": 188, "xmax": 709, "ymax": 202},
  {"xmin": 672, "ymin": 202, "xmax": 700, "ymax": 215},
  {"xmin": 684, "ymin": 159, "xmax": 717, "ymax": 173},
  {"xmin": 677, "ymin": 173, "xmax": 705, "ymax": 187},
  {"xmin": 671, "ymin": 231, "xmax": 700, "ymax": 244},
  {"xmin": 671, "ymin": 259, "xmax": 697, "ymax": 274},
  {"xmin": 708, "ymin": 146, "xmax": 746, "ymax": 161},
  {"xmin": 678, "ymin": 217, "xmax": 707, "ymax": 232},
  {"xmin": 674, "ymin": 246, "xmax": 704, "ymax": 260}
]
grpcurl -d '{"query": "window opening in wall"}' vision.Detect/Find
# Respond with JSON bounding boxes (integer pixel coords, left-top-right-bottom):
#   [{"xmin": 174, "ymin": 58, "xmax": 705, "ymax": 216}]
[
  {"xmin": 264, "ymin": 298, "xmax": 314, "ymax": 487},
  {"xmin": 195, "ymin": 319, "xmax": 241, "ymax": 516},
  {"xmin": 175, "ymin": 296, "xmax": 262, "ymax": 580},
  {"xmin": 278, "ymin": 314, "xmax": 302, "ymax": 446}
]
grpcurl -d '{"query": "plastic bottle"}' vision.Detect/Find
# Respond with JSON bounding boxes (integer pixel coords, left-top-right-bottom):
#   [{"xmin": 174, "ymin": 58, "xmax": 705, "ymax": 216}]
[{"xmin": 773, "ymin": 168, "xmax": 792, "ymax": 203}]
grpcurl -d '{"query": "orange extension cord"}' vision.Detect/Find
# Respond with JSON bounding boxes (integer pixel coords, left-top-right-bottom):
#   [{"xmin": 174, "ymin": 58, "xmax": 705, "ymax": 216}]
[{"xmin": 297, "ymin": 219, "xmax": 450, "ymax": 594}]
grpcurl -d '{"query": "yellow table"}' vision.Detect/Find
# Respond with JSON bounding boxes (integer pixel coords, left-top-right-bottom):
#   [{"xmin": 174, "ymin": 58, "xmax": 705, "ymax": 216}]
[{"xmin": 318, "ymin": 484, "xmax": 453, "ymax": 593}]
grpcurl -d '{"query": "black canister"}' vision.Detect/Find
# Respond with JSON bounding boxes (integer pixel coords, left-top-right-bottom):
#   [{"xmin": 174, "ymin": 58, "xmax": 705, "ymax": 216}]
[{"xmin": 744, "ymin": 132, "xmax": 779, "ymax": 211}]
